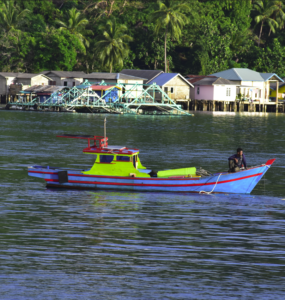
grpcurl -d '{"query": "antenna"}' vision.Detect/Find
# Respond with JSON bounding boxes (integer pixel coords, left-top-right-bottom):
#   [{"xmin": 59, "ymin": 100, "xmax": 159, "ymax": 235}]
[{"xmin": 104, "ymin": 118, "xmax": 107, "ymax": 144}]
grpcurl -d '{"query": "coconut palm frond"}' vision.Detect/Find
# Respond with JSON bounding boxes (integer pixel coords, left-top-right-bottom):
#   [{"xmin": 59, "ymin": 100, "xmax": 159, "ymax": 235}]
[
  {"xmin": 95, "ymin": 19, "xmax": 133, "ymax": 72},
  {"xmin": 55, "ymin": 7, "xmax": 91, "ymax": 53},
  {"xmin": 149, "ymin": 0, "xmax": 191, "ymax": 72},
  {"xmin": 0, "ymin": 1, "xmax": 30, "ymax": 32}
]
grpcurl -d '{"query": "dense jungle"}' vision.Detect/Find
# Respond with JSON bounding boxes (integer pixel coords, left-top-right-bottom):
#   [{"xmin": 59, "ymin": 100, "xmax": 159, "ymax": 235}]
[{"xmin": 1, "ymin": 0, "xmax": 285, "ymax": 76}]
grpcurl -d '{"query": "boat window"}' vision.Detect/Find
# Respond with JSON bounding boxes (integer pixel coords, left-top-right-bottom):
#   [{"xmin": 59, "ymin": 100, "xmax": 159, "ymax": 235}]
[
  {"xmin": 133, "ymin": 155, "xmax": 136, "ymax": 168},
  {"xmin": 100, "ymin": 155, "xmax": 114, "ymax": 163},
  {"xmin": 116, "ymin": 156, "xmax": 130, "ymax": 162}
]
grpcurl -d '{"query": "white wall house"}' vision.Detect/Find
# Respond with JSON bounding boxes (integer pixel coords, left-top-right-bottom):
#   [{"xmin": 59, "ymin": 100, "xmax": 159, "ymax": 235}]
[
  {"xmin": 211, "ymin": 68, "xmax": 284, "ymax": 103},
  {"xmin": 148, "ymin": 73, "xmax": 194, "ymax": 101},
  {"xmin": 191, "ymin": 77, "xmax": 236, "ymax": 101},
  {"xmin": 0, "ymin": 72, "xmax": 52, "ymax": 96},
  {"xmin": 41, "ymin": 71, "xmax": 86, "ymax": 87}
]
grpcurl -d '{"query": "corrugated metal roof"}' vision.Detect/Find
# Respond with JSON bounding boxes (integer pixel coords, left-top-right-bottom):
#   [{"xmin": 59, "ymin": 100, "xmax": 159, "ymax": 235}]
[
  {"xmin": 16, "ymin": 73, "xmax": 41, "ymax": 79},
  {"xmin": 0, "ymin": 72, "xmax": 18, "ymax": 77},
  {"xmin": 193, "ymin": 77, "xmax": 234, "ymax": 86},
  {"xmin": 21, "ymin": 85, "xmax": 66, "ymax": 93},
  {"xmin": 120, "ymin": 69, "xmax": 164, "ymax": 83},
  {"xmin": 260, "ymin": 73, "xmax": 284, "ymax": 82},
  {"xmin": 85, "ymin": 73, "xmax": 146, "ymax": 80},
  {"xmin": 211, "ymin": 68, "xmax": 282, "ymax": 81},
  {"xmin": 187, "ymin": 75, "xmax": 217, "ymax": 84},
  {"xmin": 148, "ymin": 73, "xmax": 178, "ymax": 85},
  {"xmin": 118, "ymin": 73, "xmax": 146, "ymax": 80},
  {"xmin": 148, "ymin": 73, "xmax": 194, "ymax": 87},
  {"xmin": 44, "ymin": 71, "xmax": 86, "ymax": 78},
  {"xmin": 0, "ymin": 72, "xmax": 45, "ymax": 78},
  {"xmin": 85, "ymin": 73, "xmax": 117, "ymax": 80}
]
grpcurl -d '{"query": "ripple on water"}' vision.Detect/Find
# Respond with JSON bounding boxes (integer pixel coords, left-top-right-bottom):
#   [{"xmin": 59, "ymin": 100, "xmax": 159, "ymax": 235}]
[{"xmin": 1, "ymin": 111, "xmax": 285, "ymax": 299}]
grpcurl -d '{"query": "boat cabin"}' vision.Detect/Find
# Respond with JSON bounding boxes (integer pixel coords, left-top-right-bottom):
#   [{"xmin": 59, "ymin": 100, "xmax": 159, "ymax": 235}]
[
  {"xmin": 57, "ymin": 134, "xmax": 197, "ymax": 178},
  {"xmin": 57, "ymin": 134, "xmax": 151, "ymax": 177}
]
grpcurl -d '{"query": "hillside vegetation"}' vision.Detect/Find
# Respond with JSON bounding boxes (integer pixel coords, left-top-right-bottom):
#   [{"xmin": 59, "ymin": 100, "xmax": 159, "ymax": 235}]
[{"xmin": 1, "ymin": 0, "xmax": 285, "ymax": 76}]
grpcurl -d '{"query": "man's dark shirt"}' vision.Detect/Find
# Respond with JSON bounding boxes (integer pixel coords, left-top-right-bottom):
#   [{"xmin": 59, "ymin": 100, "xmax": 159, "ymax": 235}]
[{"xmin": 228, "ymin": 154, "xmax": 247, "ymax": 168}]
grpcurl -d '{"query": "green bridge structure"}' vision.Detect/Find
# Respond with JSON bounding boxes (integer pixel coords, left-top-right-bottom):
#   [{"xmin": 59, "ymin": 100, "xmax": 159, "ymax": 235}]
[{"xmin": 8, "ymin": 80, "xmax": 192, "ymax": 116}]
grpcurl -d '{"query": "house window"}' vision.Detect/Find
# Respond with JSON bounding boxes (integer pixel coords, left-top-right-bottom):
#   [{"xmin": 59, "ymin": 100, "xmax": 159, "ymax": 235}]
[
  {"xmin": 197, "ymin": 87, "xmax": 200, "ymax": 95},
  {"xmin": 226, "ymin": 87, "xmax": 231, "ymax": 96},
  {"xmin": 164, "ymin": 87, "xmax": 168, "ymax": 93},
  {"xmin": 73, "ymin": 82, "xmax": 75, "ymax": 86},
  {"xmin": 64, "ymin": 81, "xmax": 67, "ymax": 86},
  {"xmin": 170, "ymin": 87, "xmax": 174, "ymax": 94},
  {"xmin": 259, "ymin": 90, "xmax": 262, "ymax": 98}
]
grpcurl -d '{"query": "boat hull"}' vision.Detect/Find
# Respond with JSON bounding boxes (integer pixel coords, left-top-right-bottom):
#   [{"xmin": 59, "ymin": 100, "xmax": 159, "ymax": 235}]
[{"xmin": 28, "ymin": 159, "xmax": 275, "ymax": 194}]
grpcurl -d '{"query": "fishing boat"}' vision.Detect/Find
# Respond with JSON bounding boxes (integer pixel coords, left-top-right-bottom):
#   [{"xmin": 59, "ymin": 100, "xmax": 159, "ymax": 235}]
[{"xmin": 28, "ymin": 133, "xmax": 275, "ymax": 194}]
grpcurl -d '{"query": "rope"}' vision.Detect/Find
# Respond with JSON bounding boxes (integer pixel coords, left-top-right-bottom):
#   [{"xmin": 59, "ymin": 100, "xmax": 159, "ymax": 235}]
[{"xmin": 199, "ymin": 173, "xmax": 222, "ymax": 195}]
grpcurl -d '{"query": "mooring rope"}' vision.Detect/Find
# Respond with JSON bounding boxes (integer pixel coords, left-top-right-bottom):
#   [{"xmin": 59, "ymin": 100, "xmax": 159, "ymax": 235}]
[{"xmin": 199, "ymin": 173, "xmax": 222, "ymax": 195}]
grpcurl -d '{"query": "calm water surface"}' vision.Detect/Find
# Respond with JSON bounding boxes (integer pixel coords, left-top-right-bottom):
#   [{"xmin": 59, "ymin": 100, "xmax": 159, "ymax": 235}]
[{"xmin": 1, "ymin": 110, "xmax": 285, "ymax": 299}]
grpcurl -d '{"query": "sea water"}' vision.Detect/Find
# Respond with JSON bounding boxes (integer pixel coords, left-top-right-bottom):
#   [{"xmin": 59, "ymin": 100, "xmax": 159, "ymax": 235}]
[{"xmin": 0, "ymin": 110, "xmax": 285, "ymax": 299}]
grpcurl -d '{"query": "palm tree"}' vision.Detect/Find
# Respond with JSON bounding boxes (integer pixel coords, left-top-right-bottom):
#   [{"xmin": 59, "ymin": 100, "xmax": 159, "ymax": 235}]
[
  {"xmin": 56, "ymin": 7, "xmax": 92, "ymax": 54},
  {"xmin": 95, "ymin": 19, "xmax": 133, "ymax": 73},
  {"xmin": 0, "ymin": 0, "xmax": 30, "ymax": 32},
  {"xmin": 268, "ymin": 0, "xmax": 285, "ymax": 33},
  {"xmin": 149, "ymin": 0, "xmax": 190, "ymax": 73},
  {"xmin": 253, "ymin": 0, "xmax": 279, "ymax": 46}
]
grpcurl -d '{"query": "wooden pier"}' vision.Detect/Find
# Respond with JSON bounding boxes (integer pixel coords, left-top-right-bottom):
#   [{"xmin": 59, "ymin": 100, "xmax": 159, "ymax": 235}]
[{"xmin": 187, "ymin": 100, "xmax": 285, "ymax": 113}]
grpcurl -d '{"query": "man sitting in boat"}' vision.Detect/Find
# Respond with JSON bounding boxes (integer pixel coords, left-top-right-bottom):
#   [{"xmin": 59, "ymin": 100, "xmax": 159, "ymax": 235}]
[{"xmin": 228, "ymin": 148, "xmax": 247, "ymax": 172}]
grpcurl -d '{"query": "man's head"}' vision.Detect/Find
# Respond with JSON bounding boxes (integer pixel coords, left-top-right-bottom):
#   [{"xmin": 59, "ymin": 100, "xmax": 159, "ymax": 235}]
[{"xmin": 237, "ymin": 147, "xmax": 243, "ymax": 157}]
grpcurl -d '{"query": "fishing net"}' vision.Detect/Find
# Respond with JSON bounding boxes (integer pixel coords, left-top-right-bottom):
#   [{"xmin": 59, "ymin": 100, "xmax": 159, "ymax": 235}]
[{"xmin": 196, "ymin": 167, "xmax": 212, "ymax": 177}]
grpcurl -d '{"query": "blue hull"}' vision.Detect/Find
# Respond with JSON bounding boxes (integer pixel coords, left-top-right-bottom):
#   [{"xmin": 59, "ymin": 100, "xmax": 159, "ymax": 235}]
[{"xmin": 28, "ymin": 159, "xmax": 275, "ymax": 194}]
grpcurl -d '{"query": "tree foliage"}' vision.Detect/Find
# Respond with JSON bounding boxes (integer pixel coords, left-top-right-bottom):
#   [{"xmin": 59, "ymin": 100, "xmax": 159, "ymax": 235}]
[
  {"xmin": 0, "ymin": 0, "xmax": 30, "ymax": 32},
  {"xmin": 56, "ymin": 7, "xmax": 92, "ymax": 53},
  {"xmin": 0, "ymin": 0, "xmax": 284, "ymax": 76},
  {"xmin": 149, "ymin": 0, "xmax": 190, "ymax": 72},
  {"xmin": 95, "ymin": 19, "xmax": 133, "ymax": 73}
]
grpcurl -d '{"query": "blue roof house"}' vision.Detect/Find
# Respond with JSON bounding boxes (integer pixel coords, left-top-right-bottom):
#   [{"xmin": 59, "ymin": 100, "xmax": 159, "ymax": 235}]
[
  {"xmin": 211, "ymin": 68, "xmax": 283, "ymax": 103},
  {"xmin": 148, "ymin": 73, "xmax": 194, "ymax": 101}
]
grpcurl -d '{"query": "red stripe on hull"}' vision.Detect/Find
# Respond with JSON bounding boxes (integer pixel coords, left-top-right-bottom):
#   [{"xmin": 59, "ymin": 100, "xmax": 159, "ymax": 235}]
[
  {"xmin": 45, "ymin": 183, "xmax": 229, "ymax": 194},
  {"xmin": 44, "ymin": 172, "xmax": 262, "ymax": 187},
  {"xmin": 29, "ymin": 170, "xmax": 57, "ymax": 175}
]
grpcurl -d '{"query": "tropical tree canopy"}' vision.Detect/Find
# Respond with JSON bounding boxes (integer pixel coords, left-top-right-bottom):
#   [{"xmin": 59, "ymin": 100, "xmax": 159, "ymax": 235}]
[
  {"xmin": 0, "ymin": 0, "xmax": 30, "ymax": 32},
  {"xmin": 0, "ymin": 0, "xmax": 285, "ymax": 76},
  {"xmin": 149, "ymin": 0, "xmax": 190, "ymax": 72},
  {"xmin": 253, "ymin": 0, "xmax": 279, "ymax": 46},
  {"xmin": 56, "ymin": 7, "xmax": 92, "ymax": 54},
  {"xmin": 95, "ymin": 19, "xmax": 133, "ymax": 73}
]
